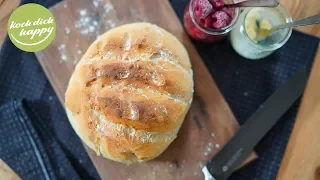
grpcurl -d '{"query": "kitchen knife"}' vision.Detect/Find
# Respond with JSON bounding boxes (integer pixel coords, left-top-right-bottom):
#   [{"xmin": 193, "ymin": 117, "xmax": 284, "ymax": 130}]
[{"xmin": 202, "ymin": 68, "xmax": 308, "ymax": 180}]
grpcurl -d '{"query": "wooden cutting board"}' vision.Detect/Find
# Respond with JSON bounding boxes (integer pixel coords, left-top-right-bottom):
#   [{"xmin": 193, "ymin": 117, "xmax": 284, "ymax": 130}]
[{"xmin": 35, "ymin": 0, "xmax": 257, "ymax": 179}]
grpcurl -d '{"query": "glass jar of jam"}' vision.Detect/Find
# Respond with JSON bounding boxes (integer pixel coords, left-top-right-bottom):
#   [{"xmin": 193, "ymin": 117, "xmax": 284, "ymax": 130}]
[{"xmin": 183, "ymin": 0, "xmax": 240, "ymax": 43}]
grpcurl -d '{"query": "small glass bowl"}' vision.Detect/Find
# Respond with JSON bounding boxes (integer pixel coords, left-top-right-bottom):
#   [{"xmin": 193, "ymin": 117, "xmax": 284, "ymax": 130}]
[
  {"xmin": 183, "ymin": 0, "xmax": 240, "ymax": 43},
  {"xmin": 230, "ymin": 5, "xmax": 293, "ymax": 60}
]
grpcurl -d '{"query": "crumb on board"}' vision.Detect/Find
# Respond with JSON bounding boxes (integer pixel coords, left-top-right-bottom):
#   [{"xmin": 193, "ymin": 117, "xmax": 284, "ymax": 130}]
[
  {"xmin": 79, "ymin": 9, "xmax": 87, "ymax": 16},
  {"xmin": 93, "ymin": 1, "xmax": 99, "ymax": 8},
  {"xmin": 198, "ymin": 162, "xmax": 203, "ymax": 168},
  {"xmin": 58, "ymin": 44, "xmax": 66, "ymax": 50},
  {"xmin": 211, "ymin": 132, "xmax": 215, "ymax": 137},
  {"xmin": 65, "ymin": 27, "xmax": 70, "ymax": 35},
  {"xmin": 58, "ymin": 44, "xmax": 68, "ymax": 63},
  {"xmin": 104, "ymin": 3, "xmax": 114, "ymax": 13},
  {"xmin": 105, "ymin": 20, "xmax": 116, "ymax": 28},
  {"xmin": 73, "ymin": 59, "xmax": 78, "ymax": 65},
  {"xmin": 61, "ymin": 55, "xmax": 67, "ymax": 61}
]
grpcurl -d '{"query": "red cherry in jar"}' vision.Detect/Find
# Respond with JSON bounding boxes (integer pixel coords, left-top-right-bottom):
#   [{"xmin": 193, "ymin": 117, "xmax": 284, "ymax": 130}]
[{"xmin": 183, "ymin": 0, "xmax": 240, "ymax": 43}]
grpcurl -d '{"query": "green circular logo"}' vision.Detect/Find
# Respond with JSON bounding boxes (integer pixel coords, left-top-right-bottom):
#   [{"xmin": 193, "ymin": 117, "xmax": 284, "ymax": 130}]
[{"xmin": 8, "ymin": 3, "xmax": 56, "ymax": 52}]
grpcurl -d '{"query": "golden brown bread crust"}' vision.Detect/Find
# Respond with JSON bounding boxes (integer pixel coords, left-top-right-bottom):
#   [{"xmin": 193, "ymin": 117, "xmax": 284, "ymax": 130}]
[{"xmin": 65, "ymin": 22, "xmax": 193, "ymax": 163}]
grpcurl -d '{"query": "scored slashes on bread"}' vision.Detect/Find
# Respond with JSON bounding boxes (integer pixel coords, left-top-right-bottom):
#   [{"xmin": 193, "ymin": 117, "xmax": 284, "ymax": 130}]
[{"xmin": 65, "ymin": 22, "xmax": 194, "ymax": 163}]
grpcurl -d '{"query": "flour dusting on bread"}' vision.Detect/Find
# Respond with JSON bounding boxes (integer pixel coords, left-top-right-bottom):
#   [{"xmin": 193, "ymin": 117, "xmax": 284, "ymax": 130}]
[{"xmin": 65, "ymin": 22, "xmax": 193, "ymax": 163}]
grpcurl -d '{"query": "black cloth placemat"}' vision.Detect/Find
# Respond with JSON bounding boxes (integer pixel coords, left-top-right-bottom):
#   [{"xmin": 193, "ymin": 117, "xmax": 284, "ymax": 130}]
[
  {"xmin": 0, "ymin": 100, "xmax": 84, "ymax": 180},
  {"xmin": 171, "ymin": 0, "xmax": 319, "ymax": 179},
  {"xmin": 0, "ymin": 0, "xmax": 319, "ymax": 179},
  {"xmin": 0, "ymin": 1, "xmax": 100, "ymax": 179}
]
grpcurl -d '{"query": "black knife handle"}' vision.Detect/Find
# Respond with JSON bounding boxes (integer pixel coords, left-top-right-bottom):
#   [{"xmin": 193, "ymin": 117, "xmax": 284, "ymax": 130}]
[{"xmin": 206, "ymin": 68, "xmax": 308, "ymax": 180}]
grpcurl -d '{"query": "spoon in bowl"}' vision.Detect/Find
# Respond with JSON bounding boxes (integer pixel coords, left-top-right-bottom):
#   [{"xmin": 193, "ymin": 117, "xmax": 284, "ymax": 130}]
[
  {"xmin": 225, "ymin": 0, "xmax": 279, "ymax": 8},
  {"xmin": 256, "ymin": 13, "xmax": 320, "ymax": 41}
]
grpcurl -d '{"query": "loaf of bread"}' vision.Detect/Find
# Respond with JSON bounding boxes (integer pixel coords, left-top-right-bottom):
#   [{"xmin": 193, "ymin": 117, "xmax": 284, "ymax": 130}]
[{"xmin": 65, "ymin": 22, "xmax": 194, "ymax": 163}]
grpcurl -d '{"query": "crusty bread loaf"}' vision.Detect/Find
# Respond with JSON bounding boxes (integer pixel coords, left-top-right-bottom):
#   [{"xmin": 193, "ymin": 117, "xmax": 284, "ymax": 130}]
[{"xmin": 65, "ymin": 22, "xmax": 194, "ymax": 163}]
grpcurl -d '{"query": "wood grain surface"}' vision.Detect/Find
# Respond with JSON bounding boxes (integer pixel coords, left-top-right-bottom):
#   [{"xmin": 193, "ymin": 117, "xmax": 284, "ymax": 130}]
[
  {"xmin": 35, "ymin": 0, "xmax": 256, "ymax": 179},
  {"xmin": 281, "ymin": 0, "xmax": 320, "ymax": 37},
  {"xmin": 0, "ymin": 0, "xmax": 20, "ymax": 46},
  {"xmin": 276, "ymin": 47, "xmax": 320, "ymax": 180},
  {"xmin": 275, "ymin": 0, "xmax": 320, "ymax": 179}
]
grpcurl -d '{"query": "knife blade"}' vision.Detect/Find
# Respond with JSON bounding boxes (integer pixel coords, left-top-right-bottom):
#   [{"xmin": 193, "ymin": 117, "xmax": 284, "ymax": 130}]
[{"xmin": 203, "ymin": 68, "xmax": 308, "ymax": 180}]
